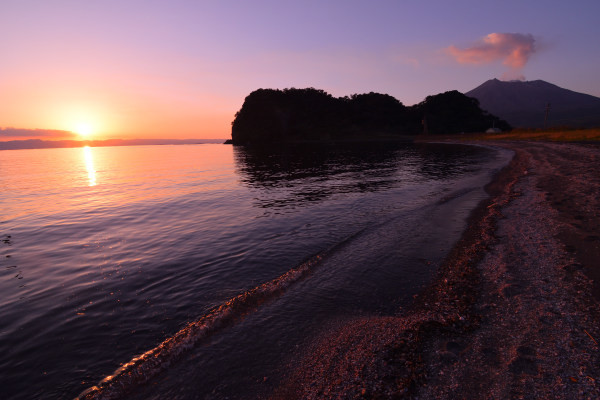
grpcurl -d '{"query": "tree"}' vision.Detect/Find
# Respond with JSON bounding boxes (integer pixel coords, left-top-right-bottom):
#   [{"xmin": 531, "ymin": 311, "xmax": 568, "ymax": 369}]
[{"xmin": 414, "ymin": 91, "xmax": 511, "ymax": 134}]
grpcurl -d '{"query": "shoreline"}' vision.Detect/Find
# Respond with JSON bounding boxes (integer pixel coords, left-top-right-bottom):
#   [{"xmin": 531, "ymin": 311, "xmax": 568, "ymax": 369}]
[{"xmin": 274, "ymin": 141, "xmax": 600, "ymax": 398}]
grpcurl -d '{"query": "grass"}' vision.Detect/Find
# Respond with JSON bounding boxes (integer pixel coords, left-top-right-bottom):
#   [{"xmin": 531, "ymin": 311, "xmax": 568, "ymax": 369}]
[
  {"xmin": 461, "ymin": 127, "xmax": 600, "ymax": 142},
  {"xmin": 415, "ymin": 128, "xmax": 600, "ymax": 143}
]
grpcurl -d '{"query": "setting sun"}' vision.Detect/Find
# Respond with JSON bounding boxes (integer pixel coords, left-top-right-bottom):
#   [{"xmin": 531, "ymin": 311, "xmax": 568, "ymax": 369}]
[{"xmin": 75, "ymin": 123, "xmax": 94, "ymax": 139}]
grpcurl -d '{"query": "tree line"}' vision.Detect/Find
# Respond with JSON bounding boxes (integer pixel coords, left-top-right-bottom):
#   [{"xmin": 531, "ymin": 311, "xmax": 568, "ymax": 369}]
[{"xmin": 230, "ymin": 88, "xmax": 510, "ymax": 145}]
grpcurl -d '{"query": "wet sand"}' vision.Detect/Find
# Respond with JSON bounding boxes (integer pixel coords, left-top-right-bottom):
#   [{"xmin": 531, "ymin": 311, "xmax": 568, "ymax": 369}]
[{"xmin": 273, "ymin": 141, "xmax": 600, "ymax": 399}]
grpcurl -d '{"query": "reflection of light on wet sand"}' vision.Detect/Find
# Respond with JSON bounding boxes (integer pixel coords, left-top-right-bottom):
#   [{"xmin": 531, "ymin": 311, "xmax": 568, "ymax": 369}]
[{"xmin": 84, "ymin": 146, "xmax": 97, "ymax": 186}]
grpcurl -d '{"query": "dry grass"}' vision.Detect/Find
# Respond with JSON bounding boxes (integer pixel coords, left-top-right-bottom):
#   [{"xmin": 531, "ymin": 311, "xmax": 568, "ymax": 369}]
[{"xmin": 459, "ymin": 128, "xmax": 600, "ymax": 142}]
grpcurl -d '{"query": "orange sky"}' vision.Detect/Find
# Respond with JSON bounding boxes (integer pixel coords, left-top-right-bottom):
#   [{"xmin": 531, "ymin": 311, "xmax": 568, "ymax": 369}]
[{"xmin": 1, "ymin": 74, "xmax": 235, "ymax": 140}]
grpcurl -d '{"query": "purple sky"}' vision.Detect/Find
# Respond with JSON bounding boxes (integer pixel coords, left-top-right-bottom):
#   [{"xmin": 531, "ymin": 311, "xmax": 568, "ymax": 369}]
[{"xmin": 1, "ymin": 0, "xmax": 599, "ymax": 139}]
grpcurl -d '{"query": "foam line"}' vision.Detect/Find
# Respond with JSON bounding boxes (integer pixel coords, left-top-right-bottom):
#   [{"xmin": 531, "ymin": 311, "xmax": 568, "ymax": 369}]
[{"xmin": 76, "ymin": 254, "xmax": 322, "ymax": 400}]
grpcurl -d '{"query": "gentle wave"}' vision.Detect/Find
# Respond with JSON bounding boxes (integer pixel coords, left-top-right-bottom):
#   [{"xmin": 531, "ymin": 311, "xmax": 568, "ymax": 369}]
[{"xmin": 76, "ymin": 254, "xmax": 322, "ymax": 400}]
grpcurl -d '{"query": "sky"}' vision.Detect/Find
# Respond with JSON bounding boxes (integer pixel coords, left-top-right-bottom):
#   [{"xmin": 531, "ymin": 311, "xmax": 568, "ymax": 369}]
[{"xmin": 1, "ymin": 0, "xmax": 599, "ymax": 140}]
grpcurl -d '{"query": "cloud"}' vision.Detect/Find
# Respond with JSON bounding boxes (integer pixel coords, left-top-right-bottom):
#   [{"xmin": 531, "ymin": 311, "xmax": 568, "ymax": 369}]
[
  {"xmin": 446, "ymin": 33, "xmax": 536, "ymax": 78},
  {"xmin": 0, "ymin": 128, "xmax": 77, "ymax": 140}
]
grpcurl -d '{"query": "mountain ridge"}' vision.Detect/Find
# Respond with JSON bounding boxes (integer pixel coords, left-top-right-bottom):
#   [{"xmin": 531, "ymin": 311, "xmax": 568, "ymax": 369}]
[{"xmin": 466, "ymin": 79, "xmax": 600, "ymax": 128}]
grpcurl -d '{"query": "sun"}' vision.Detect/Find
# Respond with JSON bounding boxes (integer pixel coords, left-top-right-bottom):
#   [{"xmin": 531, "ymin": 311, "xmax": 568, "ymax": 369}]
[
  {"xmin": 75, "ymin": 123, "xmax": 95, "ymax": 139},
  {"xmin": 60, "ymin": 103, "xmax": 107, "ymax": 140}
]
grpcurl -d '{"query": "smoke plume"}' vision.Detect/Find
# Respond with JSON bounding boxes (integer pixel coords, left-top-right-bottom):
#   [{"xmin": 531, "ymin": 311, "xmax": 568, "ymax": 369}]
[{"xmin": 446, "ymin": 33, "xmax": 536, "ymax": 80}]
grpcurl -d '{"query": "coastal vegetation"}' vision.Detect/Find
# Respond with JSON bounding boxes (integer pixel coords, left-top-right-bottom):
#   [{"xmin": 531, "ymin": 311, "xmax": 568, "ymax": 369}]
[
  {"xmin": 230, "ymin": 88, "xmax": 510, "ymax": 145},
  {"xmin": 475, "ymin": 127, "xmax": 600, "ymax": 142},
  {"xmin": 426, "ymin": 127, "xmax": 600, "ymax": 142}
]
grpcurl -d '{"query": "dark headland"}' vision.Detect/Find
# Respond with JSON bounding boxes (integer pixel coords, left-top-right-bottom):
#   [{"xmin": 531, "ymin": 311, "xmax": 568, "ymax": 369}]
[{"xmin": 228, "ymin": 88, "xmax": 510, "ymax": 145}]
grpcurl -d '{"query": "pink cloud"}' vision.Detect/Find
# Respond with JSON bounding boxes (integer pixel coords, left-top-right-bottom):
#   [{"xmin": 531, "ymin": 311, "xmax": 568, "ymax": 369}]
[{"xmin": 446, "ymin": 33, "xmax": 536, "ymax": 69}]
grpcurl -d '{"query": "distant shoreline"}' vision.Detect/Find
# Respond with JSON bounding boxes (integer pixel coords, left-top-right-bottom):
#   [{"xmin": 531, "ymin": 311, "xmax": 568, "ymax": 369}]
[{"xmin": 0, "ymin": 138, "xmax": 227, "ymax": 151}]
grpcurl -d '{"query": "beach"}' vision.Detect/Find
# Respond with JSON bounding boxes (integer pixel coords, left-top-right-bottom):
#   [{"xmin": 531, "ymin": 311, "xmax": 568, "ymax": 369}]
[{"xmin": 275, "ymin": 141, "xmax": 600, "ymax": 399}]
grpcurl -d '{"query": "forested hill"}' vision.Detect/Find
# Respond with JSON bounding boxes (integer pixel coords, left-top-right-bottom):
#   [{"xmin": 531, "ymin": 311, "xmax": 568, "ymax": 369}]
[{"xmin": 230, "ymin": 88, "xmax": 510, "ymax": 145}]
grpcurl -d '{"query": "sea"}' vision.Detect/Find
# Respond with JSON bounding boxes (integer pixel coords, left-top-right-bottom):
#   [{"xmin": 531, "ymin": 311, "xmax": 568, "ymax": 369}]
[{"xmin": 0, "ymin": 141, "xmax": 512, "ymax": 399}]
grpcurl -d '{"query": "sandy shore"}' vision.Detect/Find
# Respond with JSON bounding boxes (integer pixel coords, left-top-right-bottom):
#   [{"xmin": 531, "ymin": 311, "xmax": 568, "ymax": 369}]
[{"xmin": 273, "ymin": 141, "xmax": 600, "ymax": 399}]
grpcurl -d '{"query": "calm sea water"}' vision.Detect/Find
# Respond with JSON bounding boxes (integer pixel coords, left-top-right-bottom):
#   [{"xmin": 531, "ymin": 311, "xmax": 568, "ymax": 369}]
[{"xmin": 0, "ymin": 142, "xmax": 511, "ymax": 399}]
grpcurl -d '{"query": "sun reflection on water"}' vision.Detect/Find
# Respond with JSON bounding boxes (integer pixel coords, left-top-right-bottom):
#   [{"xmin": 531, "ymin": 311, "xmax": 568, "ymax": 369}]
[{"xmin": 83, "ymin": 146, "xmax": 97, "ymax": 186}]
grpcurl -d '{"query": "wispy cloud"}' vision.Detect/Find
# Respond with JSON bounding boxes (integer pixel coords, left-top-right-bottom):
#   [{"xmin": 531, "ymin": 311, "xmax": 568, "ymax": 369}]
[
  {"xmin": 0, "ymin": 128, "xmax": 76, "ymax": 140},
  {"xmin": 446, "ymin": 33, "xmax": 536, "ymax": 80}
]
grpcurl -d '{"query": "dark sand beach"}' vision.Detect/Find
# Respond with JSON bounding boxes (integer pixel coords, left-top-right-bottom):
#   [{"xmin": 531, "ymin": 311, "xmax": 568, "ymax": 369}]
[{"xmin": 274, "ymin": 141, "xmax": 600, "ymax": 399}]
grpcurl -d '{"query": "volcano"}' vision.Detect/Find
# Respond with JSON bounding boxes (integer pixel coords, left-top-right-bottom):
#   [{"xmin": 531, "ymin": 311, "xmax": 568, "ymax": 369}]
[{"xmin": 465, "ymin": 79, "xmax": 600, "ymax": 128}]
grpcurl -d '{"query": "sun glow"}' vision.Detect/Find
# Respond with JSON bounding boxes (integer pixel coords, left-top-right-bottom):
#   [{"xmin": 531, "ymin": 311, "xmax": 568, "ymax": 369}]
[
  {"xmin": 64, "ymin": 105, "xmax": 104, "ymax": 140},
  {"xmin": 75, "ymin": 123, "xmax": 95, "ymax": 139}
]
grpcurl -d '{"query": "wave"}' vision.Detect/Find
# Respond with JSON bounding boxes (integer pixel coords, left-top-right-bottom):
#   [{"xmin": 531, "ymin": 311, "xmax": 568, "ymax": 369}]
[
  {"xmin": 436, "ymin": 187, "xmax": 478, "ymax": 205},
  {"xmin": 76, "ymin": 254, "xmax": 323, "ymax": 400}
]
